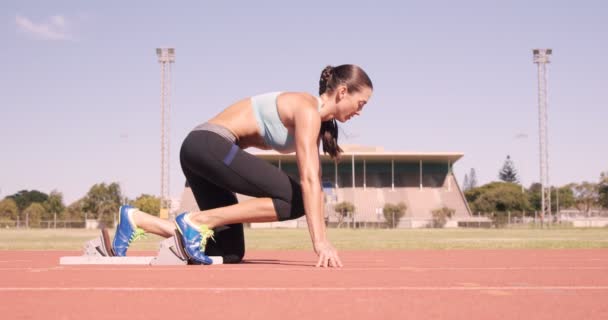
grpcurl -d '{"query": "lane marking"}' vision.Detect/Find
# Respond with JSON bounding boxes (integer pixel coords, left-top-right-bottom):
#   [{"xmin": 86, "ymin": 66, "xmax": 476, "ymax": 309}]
[
  {"xmin": 1, "ymin": 266, "xmax": 607, "ymax": 272},
  {"xmin": 1, "ymin": 286, "xmax": 608, "ymax": 292}
]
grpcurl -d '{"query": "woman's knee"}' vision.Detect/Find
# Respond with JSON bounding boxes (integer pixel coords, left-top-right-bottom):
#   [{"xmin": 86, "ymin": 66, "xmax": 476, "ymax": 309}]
[{"xmin": 272, "ymin": 198, "xmax": 305, "ymax": 221}]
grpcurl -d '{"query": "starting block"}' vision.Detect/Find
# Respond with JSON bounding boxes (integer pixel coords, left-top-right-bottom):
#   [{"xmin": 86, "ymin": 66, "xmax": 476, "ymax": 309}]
[{"xmin": 59, "ymin": 228, "xmax": 223, "ymax": 266}]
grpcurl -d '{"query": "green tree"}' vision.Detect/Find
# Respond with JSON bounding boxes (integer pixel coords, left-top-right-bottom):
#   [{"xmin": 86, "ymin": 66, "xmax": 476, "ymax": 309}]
[
  {"xmin": 43, "ymin": 190, "xmax": 65, "ymax": 221},
  {"xmin": 527, "ymin": 182, "xmax": 542, "ymax": 211},
  {"xmin": 465, "ymin": 182, "xmax": 529, "ymax": 227},
  {"xmin": 466, "ymin": 182, "xmax": 529, "ymax": 212},
  {"xmin": 569, "ymin": 182, "xmax": 599, "ymax": 216},
  {"xmin": 528, "ymin": 183, "xmax": 575, "ymax": 213},
  {"xmin": 7, "ymin": 190, "xmax": 48, "ymax": 212},
  {"xmin": 131, "ymin": 194, "xmax": 161, "ymax": 216},
  {"xmin": 64, "ymin": 199, "xmax": 85, "ymax": 220},
  {"xmin": 81, "ymin": 182, "xmax": 124, "ymax": 223},
  {"xmin": 0, "ymin": 198, "xmax": 19, "ymax": 221},
  {"xmin": 97, "ymin": 202, "xmax": 117, "ymax": 228},
  {"xmin": 498, "ymin": 155, "xmax": 519, "ymax": 183},
  {"xmin": 23, "ymin": 203, "xmax": 46, "ymax": 228},
  {"xmin": 333, "ymin": 202, "xmax": 355, "ymax": 228},
  {"xmin": 554, "ymin": 186, "xmax": 575, "ymax": 212},
  {"xmin": 431, "ymin": 207, "xmax": 455, "ymax": 228},
  {"xmin": 599, "ymin": 172, "xmax": 608, "ymax": 209},
  {"xmin": 383, "ymin": 202, "xmax": 407, "ymax": 228},
  {"xmin": 462, "ymin": 174, "xmax": 470, "ymax": 191},
  {"xmin": 469, "ymin": 168, "xmax": 478, "ymax": 189}
]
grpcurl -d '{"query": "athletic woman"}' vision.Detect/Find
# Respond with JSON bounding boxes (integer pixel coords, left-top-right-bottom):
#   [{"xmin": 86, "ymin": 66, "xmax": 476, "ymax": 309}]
[{"xmin": 112, "ymin": 64, "xmax": 373, "ymax": 268}]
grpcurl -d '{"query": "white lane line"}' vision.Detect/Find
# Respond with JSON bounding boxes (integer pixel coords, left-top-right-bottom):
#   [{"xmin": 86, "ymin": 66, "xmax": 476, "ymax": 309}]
[
  {"xmin": 1, "ymin": 286, "xmax": 608, "ymax": 292},
  {"xmin": 1, "ymin": 266, "xmax": 607, "ymax": 272}
]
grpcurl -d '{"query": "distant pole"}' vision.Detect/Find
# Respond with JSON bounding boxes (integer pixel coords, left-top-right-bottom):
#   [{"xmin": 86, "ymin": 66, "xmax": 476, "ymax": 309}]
[
  {"xmin": 352, "ymin": 154, "xmax": 356, "ymax": 228},
  {"xmin": 556, "ymin": 187, "xmax": 560, "ymax": 217},
  {"xmin": 533, "ymin": 49, "xmax": 552, "ymax": 227},
  {"xmin": 156, "ymin": 48, "xmax": 175, "ymax": 219}
]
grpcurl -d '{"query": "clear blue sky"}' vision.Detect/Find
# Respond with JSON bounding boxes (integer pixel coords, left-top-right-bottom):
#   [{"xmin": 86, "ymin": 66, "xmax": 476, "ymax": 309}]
[{"xmin": 1, "ymin": 0, "xmax": 607, "ymax": 204}]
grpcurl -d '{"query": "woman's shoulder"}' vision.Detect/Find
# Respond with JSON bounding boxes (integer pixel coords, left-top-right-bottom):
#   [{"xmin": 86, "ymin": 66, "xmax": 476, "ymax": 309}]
[
  {"xmin": 275, "ymin": 92, "xmax": 320, "ymax": 128},
  {"xmin": 278, "ymin": 91, "xmax": 318, "ymax": 109}
]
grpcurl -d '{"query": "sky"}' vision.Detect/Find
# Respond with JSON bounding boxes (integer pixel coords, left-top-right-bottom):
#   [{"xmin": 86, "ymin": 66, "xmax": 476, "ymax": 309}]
[{"xmin": 1, "ymin": 0, "xmax": 607, "ymax": 204}]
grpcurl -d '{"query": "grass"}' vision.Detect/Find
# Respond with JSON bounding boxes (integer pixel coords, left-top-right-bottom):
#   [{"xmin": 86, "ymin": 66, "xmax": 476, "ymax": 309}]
[{"xmin": 1, "ymin": 227, "xmax": 608, "ymax": 250}]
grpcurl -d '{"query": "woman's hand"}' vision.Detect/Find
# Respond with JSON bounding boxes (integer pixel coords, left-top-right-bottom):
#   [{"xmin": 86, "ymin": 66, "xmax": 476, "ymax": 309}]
[{"xmin": 313, "ymin": 240, "xmax": 343, "ymax": 268}]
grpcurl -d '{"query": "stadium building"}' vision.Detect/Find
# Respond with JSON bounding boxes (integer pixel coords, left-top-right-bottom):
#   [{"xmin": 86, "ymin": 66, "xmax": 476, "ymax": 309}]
[{"xmin": 210, "ymin": 144, "xmax": 473, "ymax": 228}]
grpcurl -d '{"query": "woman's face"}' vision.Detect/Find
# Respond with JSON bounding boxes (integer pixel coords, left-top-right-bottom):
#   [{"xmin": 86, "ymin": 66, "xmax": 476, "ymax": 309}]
[{"xmin": 334, "ymin": 86, "xmax": 373, "ymax": 123}]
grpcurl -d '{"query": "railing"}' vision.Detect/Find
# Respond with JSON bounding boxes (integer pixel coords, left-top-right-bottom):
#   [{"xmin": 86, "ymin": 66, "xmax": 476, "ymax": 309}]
[{"xmin": 0, "ymin": 220, "xmax": 86, "ymax": 229}]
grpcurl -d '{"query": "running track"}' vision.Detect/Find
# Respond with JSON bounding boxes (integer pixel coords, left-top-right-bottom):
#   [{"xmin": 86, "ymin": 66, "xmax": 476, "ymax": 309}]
[{"xmin": 1, "ymin": 249, "xmax": 607, "ymax": 319}]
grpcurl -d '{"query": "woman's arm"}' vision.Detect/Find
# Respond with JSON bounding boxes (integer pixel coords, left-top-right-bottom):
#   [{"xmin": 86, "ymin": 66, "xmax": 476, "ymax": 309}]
[{"xmin": 294, "ymin": 101, "xmax": 343, "ymax": 268}]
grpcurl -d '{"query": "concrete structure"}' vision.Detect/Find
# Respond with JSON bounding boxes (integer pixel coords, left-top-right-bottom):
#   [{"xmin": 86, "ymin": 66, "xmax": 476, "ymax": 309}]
[{"xmin": 239, "ymin": 145, "xmax": 472, "ymax": 228}]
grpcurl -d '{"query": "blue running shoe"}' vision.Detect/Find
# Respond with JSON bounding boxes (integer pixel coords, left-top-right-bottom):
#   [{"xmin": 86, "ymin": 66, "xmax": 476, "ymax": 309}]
[
  {"xmin": 174, "ymin": 212, "xmax": 214, "ymax": 265},
  {"xmin": 112, "ymin": 205, "xmax": 146, "ymax": 256}
]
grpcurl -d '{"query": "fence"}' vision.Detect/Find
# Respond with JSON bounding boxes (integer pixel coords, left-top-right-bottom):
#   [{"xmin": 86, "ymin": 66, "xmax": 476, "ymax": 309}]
[
  {"xmin": 463, "ymin": 210, "xmax": 608, "ymax": 228},
  {"xmin": 0, "ymin": 219, "xmax": 86, "ymax": 229},
  {"xmin": 3, "ymin": 210, "xmax": 607, "ymax": 230}
]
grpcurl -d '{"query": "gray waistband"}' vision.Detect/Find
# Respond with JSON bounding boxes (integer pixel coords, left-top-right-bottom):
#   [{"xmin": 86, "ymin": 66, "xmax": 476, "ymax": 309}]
[{"xmin": 192, "ymin": 123, "xmax": 237, "ymax": 143}]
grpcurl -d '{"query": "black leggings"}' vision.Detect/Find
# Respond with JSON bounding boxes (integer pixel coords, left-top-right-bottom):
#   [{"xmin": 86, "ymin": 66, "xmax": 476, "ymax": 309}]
[{"xmin": 179, "ymin": 129, "xmax": 305, "ymax": 263}]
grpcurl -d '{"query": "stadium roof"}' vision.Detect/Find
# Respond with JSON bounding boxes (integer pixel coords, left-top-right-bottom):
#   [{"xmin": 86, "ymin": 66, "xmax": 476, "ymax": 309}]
[{"xmin": 250, "ymin": 145, "xmax": 464, "ymax": 163}]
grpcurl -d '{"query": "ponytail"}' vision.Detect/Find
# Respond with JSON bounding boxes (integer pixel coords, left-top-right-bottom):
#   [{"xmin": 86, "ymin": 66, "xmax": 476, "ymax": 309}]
[{"xmin": 318, "ymin": 65, "xmax": 343, "ymax": 159}]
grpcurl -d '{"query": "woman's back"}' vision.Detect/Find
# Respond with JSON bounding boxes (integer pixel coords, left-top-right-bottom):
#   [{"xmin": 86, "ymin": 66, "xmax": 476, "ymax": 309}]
[{"xmin": 208, "ymin": 92, "xmax": 320, "ymax": 151}]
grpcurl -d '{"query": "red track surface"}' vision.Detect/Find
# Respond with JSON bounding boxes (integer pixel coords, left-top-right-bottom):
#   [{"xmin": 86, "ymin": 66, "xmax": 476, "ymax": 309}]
[{"xmin": 1, "ymin": 249, "xmax": 607, "ymax": 319}]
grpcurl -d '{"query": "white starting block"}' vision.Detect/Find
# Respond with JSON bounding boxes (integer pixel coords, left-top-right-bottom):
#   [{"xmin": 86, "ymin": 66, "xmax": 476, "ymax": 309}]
[{"xmin": 59, "ymin": 229, "xmax": 223, "ymax": 266}]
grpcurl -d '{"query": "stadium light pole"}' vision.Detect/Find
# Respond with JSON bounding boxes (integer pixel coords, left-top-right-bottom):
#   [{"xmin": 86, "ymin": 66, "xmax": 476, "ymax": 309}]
[
  {"xmin": 156, "ymin": 48, "xmax": 175, "ymax": 219},
  {"xmin": 533, "ymin": 48, "xmax": 552, "ymax": 227}
]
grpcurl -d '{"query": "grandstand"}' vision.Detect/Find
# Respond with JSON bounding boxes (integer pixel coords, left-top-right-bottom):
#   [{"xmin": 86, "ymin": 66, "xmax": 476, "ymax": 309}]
[{"xmin": 231, "ymin": 144, "xmax": 472, "ymax": 228}]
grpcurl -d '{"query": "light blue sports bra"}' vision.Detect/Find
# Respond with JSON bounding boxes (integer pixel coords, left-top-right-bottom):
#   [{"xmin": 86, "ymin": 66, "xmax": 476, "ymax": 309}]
[{"xmin": 251, "ymin": 92, "xmax": 322, "ymax": 153}]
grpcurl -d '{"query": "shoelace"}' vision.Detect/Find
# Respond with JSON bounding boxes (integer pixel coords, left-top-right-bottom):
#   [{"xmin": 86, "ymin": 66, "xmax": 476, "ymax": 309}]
[
  {"xmin": 129, "ymin": 228, "xmax": 147, "ymax": 243},
  {"xmin": 198, "ymin": 225, "xmax": 215, "ymax": 251}
]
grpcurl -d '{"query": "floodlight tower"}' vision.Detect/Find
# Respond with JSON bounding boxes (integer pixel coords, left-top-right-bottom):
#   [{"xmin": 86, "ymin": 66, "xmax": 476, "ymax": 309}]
[
  {"xmin": 533, "ymin": 48, "xmax": 552, "ymax": 226},
  {"xmin": 156, "ymin": 48, "xmax": 175, "ymax": 219}
]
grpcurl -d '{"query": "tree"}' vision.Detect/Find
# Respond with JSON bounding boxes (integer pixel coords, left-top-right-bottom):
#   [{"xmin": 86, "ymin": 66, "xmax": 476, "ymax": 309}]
[
  {"xmin": 469, "ymin": 168, "xmax": 478, "ymax": 189},
  {"xmin": 131, "ymin": 194, "xmax": 160, "ymax": 217},
  {"xmin": 81, "ymin": 182, "xmax": 124, "ymax": 222},
  {"xmin": 43, "ymin": 190, "xmax": 65, "ymax": 221},
  {"xmin": 431, "ymin": 207, "xmax": 455, "ymax": 228},
  {"xmin": 466, "ymin": 182, "xmax": 529, "ymax": 212},
  {"xmin": 64, "ymin": 199, "xmax": 85, "ymax": 220},
  {"xmin": 599, "ymin": 172, "xmax": 608, "ymax": 209},
  {"xmin": 23, "ymin": 203, "xmax": 46, "ymax": 228},
  {"xmin": 527, "ymin": 182, "xmax": 542, "ymax": 211},
  {"xmin": 465, "ymin": 182, "xmax": 529, "ymax": 227},
  {"xmin": 0, "ymin": 198, "xmax": 19, "ymax": 221},
  {"xmin": 6, "ymin": 190, "xmax": 48, "ymax": 212},
  {"xmin": 383, "ymin": 202, "xmax": 407, "ymax": 228},
  {"xmin": 554, "ymin": 186, "xmax": 575, "ymax": 212},
  {"xmin": 498, "ymin": 155, "xmax": 519, "ymax": 183},
  {"xmin": 97, "ymin": 202, "xmax": 118, "ymax": 228},
  {"xmin": 569, "ymin": 182, "xmax": 599, "ymax": 216},
  {"xmin": 333, "ymin": 202, "xmax": 355, "ymax": 228},
  {"xmin": 528, "ymin": 183, "xmax": 575, "ymax": 213},
  {"xmin": 462, "ymin": 174, "xmax": 470, "ymax": 191}
]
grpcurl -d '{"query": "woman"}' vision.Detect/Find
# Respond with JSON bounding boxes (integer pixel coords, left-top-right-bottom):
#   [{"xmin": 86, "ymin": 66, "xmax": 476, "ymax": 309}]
[{"xmin": 112, "ymin": 64, "xmax": 373, "ymax": 268}]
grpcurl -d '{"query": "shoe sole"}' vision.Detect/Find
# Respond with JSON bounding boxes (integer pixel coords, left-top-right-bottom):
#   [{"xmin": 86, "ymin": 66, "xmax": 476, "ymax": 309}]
[
  {"xmin": 175, "ymin": 223, "xmax": 198, "ymax": 264},
  {"xmin": 101, "ymin": 228, "xmax": 116, "ymax": 257},
  {"xmin": 175, "ymin": 223, "xmax": 207, "ymax": 265}
]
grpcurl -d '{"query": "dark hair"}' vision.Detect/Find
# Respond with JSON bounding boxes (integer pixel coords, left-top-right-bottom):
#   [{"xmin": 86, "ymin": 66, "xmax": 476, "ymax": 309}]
[{"xmin": 318, "ymin": 64, "xmax": 373, "ymax": 159}]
